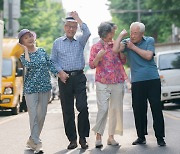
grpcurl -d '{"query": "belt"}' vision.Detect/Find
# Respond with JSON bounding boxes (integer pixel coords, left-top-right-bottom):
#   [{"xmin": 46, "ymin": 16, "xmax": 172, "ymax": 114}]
[{"xmin": 64, "ymin": 70, "xmax": 83, "ymax": 76}]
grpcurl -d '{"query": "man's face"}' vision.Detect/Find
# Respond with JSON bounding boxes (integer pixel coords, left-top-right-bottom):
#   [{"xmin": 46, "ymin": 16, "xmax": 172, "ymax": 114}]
[
  {"xmin": 64, "ymin": 21, "xmax": 78, "ymax": 39},
  {"xmin": 130, "ymin": 26, "xmax": 144, "ymax": 44}
]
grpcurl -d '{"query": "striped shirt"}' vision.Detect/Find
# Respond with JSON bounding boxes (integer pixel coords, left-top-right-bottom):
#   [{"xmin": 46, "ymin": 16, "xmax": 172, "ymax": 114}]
[{"xmin": 51, "ymin": 23, "xmax": 91, "ymax": 72}]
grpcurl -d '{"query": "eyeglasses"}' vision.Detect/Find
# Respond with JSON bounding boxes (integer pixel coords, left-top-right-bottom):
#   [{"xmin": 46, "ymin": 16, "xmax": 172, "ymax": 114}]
[{"xmin": 65, "ymin": 25, "xmax": 77, "ymax": 29}]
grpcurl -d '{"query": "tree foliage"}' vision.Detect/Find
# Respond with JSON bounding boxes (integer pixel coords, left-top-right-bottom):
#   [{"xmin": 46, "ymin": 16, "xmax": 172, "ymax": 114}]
[
  {"xmin": 108, "ymin": 0, "xmax": 180, "ymax": 43},
  {"xmin": 19, "ymin": 0, "xmax": 65, "ymax": 53},
  {"xmin": 0, "ymin": 0, "xmax": 65, "ymax": 53}
]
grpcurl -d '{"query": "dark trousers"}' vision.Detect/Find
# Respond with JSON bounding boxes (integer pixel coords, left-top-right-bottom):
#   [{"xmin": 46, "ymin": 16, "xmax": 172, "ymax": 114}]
[
  {"xmin": 132, "ymin": 79, "xmax": 165, "ymax": 139},
  {"xmin": 58, "ymin": 73, "xmax": 90, "ymax": 142}
]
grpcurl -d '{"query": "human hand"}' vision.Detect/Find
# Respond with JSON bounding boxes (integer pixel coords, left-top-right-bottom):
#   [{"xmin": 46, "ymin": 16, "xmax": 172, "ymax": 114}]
[
  {"xmin": 18, "ymin": 43, "xmax": 28, "ymax": 52},
  {"xmin": 119, "ymin": 29, "xmax": 128, "ymax": 38},
  {"xmin": 119, "ymin": 42, "xmax": 126, "ymax": 51},
  {"xmin": 125, "ymin": 79, "xmax": 131, "ymax": 91},
  {"xmin": 70, "ymin": 11, "xmax": 82, "ymax": 25},
  {"xmin": 70, "ymin": 11, "xmax": 80, "ymax": 21},
  {"xmin": 126, "ymin": 41, "xmax": 135, "ymax": 50},
  {"xmin": 58, "ymin": 71, "xmax": 69, "ymax": 84},
  {"xmin": 96, "ymin": 49, "xmax": 106, "ymax": 61}
]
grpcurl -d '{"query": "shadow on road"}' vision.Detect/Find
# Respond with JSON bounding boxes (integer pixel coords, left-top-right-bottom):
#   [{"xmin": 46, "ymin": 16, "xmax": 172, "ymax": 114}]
[
  {"xmin": 0, "ymin": 110, "xmax": 13, "ymax": 116},
  {"xmin": 163, "ymin": 103, "xmax": 180, "ymax": 111},
  {"xmin": 54, "ymin": 148, "xmax": 87, "ymax": 154}
]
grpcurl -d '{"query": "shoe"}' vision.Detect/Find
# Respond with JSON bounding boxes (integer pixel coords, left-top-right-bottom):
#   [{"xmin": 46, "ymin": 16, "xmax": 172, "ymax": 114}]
[
  {"xmin": 157, "ymin": 138, "xmax": 166, "ymax": 146},
  {"xmin": 95, "ymin": 140, "xmax": 103, "ymax": 148},
  {"xmin": 26, "ymin": 137, "xmax": 36, "ymax": 150},
  {"xmin": 34, "ymin": 149, "xmax": 44, "ymax": 154},
  {"xmin": 107, "ymin": 139, "xmax": 119, "ymax": 146},
  {"xmin": 132, "ymin": 138, "xmax": 146, "ymax": 145},
  {"xmin": 34, "ymin": 143, "xmax": 43, "ymax": 154},
  {"xmin": 67, "ymin": 141, "xmax": 77, "ymax": 149},
  {"xmin": 79, "ymin": 138, "xmax": 88, "ymax": 149}
]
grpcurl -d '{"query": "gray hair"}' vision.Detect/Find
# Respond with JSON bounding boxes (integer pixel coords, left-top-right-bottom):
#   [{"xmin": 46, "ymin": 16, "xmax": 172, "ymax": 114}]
[
  {"xmin": 98, "ymin": 22, "xmax": 116, "ymax": 38},
  {"xmin": 130, "ymin": 22, "xmax": 145, "ymax": 33}
]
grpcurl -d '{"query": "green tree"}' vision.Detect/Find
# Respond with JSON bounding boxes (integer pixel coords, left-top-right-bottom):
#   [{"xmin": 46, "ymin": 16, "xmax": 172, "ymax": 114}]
[
  {"xmin": 108, "ymin": 0, "xmax": 180, "ymax": 43},
  {"xmin": 0, "ymin": 0, "xmax": 65, "ymax": 53},
  {"xmin": 19, "ymin": 0, "xmax": 65, "ymax": 53}
]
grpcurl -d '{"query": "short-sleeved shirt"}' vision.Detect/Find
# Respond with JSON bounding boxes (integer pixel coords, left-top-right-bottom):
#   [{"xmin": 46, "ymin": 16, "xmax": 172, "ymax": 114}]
[
  {"xmin": 51, "ymin": 23, "xmax": 91, "ymax": 72},
  {"xmin": 89, "ymin": 40, "xmax": 128, "ymax": 84},
  {"xmin": 20, "ymin": 48, "xmax": 58, "ymax": 94},
  {"xmin": 124, "ymin": 36, "xmax": 159, "ymax": 83}
]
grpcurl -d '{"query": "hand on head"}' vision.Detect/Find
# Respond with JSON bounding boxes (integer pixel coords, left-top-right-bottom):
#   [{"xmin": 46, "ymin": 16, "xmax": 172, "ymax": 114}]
[{"xmin": 18, "ymin": 43, "xmax": 28, "ymax": 52}]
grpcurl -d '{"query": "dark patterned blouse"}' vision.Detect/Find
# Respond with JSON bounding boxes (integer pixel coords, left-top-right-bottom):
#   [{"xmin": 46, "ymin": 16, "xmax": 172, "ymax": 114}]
[{"xmin": 20, "ymin": 48, "xmax": 58, "ymax": 94}]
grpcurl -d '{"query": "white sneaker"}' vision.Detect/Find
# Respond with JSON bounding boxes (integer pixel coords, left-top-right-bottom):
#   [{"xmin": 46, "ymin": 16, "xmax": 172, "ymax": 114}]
[
  {"xmin": 95, "ymin": 140, "xmax": 103, "ymax": 148},
  {"xmin": 34, "ymin": 143, "xmax": 43, "ymax": 154},
  {"xmin": 26, "ymin": 138, "xmax": 36, "ymax": 150},
  {"xmin": 107, "ymin": 139, "xmax": 119, "ymax": 146}
]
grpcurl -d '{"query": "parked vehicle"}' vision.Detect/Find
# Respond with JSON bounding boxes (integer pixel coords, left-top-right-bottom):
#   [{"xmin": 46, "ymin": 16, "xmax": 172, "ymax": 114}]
[
  {"xmin": 0, "ymin": 38, "xmax": 26, "ymax": 115},
  {"xmin": 155, "ymin": 50, "xmax": 180, "ymax": 108},
  {"xmin": 0, "ymin": 20, "xmax": 3, "ymax": 105}
]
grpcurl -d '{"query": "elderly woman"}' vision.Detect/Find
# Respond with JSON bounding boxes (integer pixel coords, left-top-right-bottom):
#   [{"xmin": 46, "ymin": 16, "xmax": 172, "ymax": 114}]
[
  {"xmin": 89, "ymin": 22, "xmax": 128, "ymax": 148},
  {"xmin": 18, "ymin": 29, "xmax": 58, "ymax": 153}
]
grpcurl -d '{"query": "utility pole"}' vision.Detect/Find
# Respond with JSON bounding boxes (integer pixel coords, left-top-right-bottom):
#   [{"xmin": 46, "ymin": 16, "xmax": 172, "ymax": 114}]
[
  {"xmin": 3, "ymin": 0, "xmax": 21, "ymax": 37},
  {"xmin": 8, "ymin": 0, "xmax": 13, "ymax": 36},
  {"xmin": 137, "ymin": 0, "xmax": 141, "ymax": 22}
]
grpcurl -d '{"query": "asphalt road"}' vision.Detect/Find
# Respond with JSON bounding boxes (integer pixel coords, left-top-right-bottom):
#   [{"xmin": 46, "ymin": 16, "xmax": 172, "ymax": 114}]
[{"xmin": 0, "ymin": 90, "xmax": 180, "ymax": 154}]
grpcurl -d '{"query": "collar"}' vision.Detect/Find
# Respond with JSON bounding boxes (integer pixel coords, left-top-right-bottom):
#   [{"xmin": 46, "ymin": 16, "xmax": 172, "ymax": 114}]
[
  {"xmin": 62, "ymin": 35, "xmax": 77, "ymax": 41},
  {"xmin": 136, "ymin": 36, "xmax": 146, "ymax": 45}
]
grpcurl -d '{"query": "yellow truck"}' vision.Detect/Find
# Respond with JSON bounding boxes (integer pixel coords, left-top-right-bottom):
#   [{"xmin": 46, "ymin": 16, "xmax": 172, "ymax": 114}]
[
  {"xmin": 0, "ymin": 20, "xmax": 3, "ymax": 105},
  {"xmin": 0, "ymin": 38, "xmax": 26, "ymax": 115}
]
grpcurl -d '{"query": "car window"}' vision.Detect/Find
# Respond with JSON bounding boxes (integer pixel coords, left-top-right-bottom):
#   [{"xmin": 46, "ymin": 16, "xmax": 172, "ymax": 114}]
[
  {"xmin": 159, "ymin": 52, "xmax": 180, "ymax": 70},
  {"xmin": 2, "ymin": 59, "xmax": 12, "ymax": 77}
]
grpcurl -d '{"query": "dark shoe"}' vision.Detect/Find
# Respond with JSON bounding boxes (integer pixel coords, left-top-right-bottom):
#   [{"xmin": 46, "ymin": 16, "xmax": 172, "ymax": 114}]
[
  {"xmin": 79, "ymin": 138, "xmax": 88, "ymax": 149},
  {"xmin": 67, "ymin": 141, "xmax": 77, "ymax": 149},
  {"xmin": 157, "ymin": 138, "xmax": 166, "ymax": 146},
  {"xmin": 132, "ymin": 138, "xmax": 146, "ymax": 145}
]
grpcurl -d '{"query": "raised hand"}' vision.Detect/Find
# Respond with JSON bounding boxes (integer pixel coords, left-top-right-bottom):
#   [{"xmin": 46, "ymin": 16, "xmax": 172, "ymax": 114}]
[
  {"xmin": 119, "ymin": 29, "xmax": 128, "ymax": 38},
  {"xmin": 96, "ymin": 49, "xmax": 106, "ymax": 61}
]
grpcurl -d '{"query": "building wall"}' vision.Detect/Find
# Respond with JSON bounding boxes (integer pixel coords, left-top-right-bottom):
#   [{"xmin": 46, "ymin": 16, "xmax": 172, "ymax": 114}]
[{"xmin": 155, "ymin": 42, "xmax": 180, "ymax": 52}]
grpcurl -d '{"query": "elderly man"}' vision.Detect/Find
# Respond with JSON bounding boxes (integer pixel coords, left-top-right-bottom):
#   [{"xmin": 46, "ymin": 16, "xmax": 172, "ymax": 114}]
[
  {"xmin": 51, "ymin": 11, "xmax": 91, "ymax": 149},
  {"xmin": 113, "ymin": 22, "xmax": 166, "ymax": 146}
]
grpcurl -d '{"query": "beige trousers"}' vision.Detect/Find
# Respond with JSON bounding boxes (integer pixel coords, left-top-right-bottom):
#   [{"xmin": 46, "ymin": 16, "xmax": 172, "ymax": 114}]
[{"xmin": 92, "ymin": 82, "xmax": 124, "ymax": 136}]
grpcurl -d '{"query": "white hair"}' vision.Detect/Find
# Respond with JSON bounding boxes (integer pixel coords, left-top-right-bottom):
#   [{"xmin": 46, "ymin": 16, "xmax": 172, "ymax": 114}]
[{"xmin": 130, "ymin": 22, "xmax": 145, "ymax": 33}]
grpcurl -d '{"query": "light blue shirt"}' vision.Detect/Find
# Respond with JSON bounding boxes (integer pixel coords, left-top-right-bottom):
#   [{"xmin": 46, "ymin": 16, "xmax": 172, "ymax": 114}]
[
  {"xmin": 51, "ymin": 23, "xmax": 91, "ymax": 72},
  {"xmin": 20, "ymin": 48, "xmax": 58, "ymax": 94},
  {"xmin": 124, "ymin": 36, "xmax": 159, "ymax": 83}
]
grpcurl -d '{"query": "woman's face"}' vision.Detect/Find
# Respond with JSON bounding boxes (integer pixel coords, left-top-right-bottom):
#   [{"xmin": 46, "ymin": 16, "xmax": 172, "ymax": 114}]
[
  {"xmin": 103, "ymin": 29, "xmax": 115, "ymax": 42},
  {"xmin": 20, "ymin": 32, "xmax": 35, "ymax": 47}
]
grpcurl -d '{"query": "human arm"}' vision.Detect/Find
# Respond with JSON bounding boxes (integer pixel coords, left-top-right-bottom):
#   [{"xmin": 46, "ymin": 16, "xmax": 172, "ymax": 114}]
[
  {"xmin": 70, "ymin": 11, "xmax": 91, "ymax": 47},
  {"xmin": 126, "ymin": 37, "xmax": 155, "ymax": 60},
  {"xmin": 50, "ymin": 40, "xmax": 63, "ymax": 72},
  {"xmin": 113, "ymin": 29, "xmax": 128, "ymax": 53},
  {"xmin": 70, "ymin": 11, "xmax": 83, "ymax": 26},
  {"xmin": 18, "ymin": 43, "xmax": 30, "ymax": 62},
  {"xmin": 89, "ymin": 45, "xmax": 106, "ymax": 68},
  {"xmin": 50, "ymin": 41, "xmax": 69, "ymax": 83}
]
